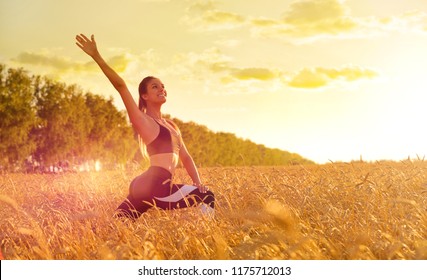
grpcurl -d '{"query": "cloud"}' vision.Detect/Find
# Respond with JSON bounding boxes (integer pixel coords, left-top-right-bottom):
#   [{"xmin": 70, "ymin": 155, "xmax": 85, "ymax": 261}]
[
  {"xmin": 250, "ymin": 0, "xmax": 360, "ymax": 42},
  {"xmin": 181, "ymin": 0, "xmax": 358, "ymax": 38},
  {"xmin": 172, "ymin": 47, "xmax": 280, "ymax": 83},
  {"xmin": 182, "ymin": 0, "xmax": 427, "ymax": 42},
  {"xmin": 182, "ymin": 11, "xmax": 246, "ymax": 31},
  {"xmin": 203, "ymin": 10, "xmax": 246, "ymax": 25},
  {"xmin": 284, "ymin": 0, "xmax": 347, "ymax": 25},
  {"xmin": 186, "ymin": 0, "xmax": 216, "ymax": 12},
  {"xmin": 181, "ymin": 0, "xmax": 246, "ymax": 31},
  {"xmin": 11, "ymin": 50, "xmax": 133, "ymax": 74},
  {"xmin": 230, "ymin": 68, "xmax": 277, "ymax": 81},
  {"xmin": 13, "ymin": 51, "xmax": 80, "ymax": 71},
  {"xmin": 171, "ymin": 47, "xmax": 233, "ymax": 79},
  {"xmin": 169, "ymin": 47, "xmax": 378, "ymax": 93},
  {"xmin": 214, "ymin": 39, "xmax": 241, "ymax": 48},
  {"xmin": 253, "ymin": 1, "xmax": 427, "ymax": 42},
  {"xmin": 167, "ymin": 47, "xmax": 283, "ymax": 94},
  {"xmin": 287, "ymin": 66, "xmax": 378, "ymax": 89},
  {"xmin": 377, "ymin": 10, "xmax": 427, "ymax": 34},
  {"xmin": 105, "ymin": 55, "xmax": 131, "ymax": 73},
  {"xmin": 287, "ymin": 68, "xmax": 330, "ymax": 88}
]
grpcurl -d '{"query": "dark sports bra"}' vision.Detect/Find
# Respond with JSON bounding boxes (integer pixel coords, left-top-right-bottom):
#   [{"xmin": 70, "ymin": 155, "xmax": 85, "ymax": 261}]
[{"xmin": 146, "ymin": 119, "xmax": 181, "ymax": 156}]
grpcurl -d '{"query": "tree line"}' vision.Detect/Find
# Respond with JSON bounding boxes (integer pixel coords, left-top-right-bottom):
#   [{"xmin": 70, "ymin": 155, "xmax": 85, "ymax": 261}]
[
  {"xmin": 175, "ymin": 119, "xmax": 313, "ymax": 167},
  {"xmin": 0, "ymin": 64, "xmax": 313, "ymax": 172}
]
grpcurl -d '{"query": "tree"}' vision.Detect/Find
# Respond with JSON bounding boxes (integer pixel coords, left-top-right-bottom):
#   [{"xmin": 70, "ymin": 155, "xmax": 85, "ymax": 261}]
[
  {"xmin": 85, "ymin": 93, "xmax": 137, "ymax": 166},
  {"xmin": 0, "ymin": 65, "xmax": 38, "ymax": 170},
  {"xmin": 32, "ymin": 77, "xmax": 93, "ymax": 165}
]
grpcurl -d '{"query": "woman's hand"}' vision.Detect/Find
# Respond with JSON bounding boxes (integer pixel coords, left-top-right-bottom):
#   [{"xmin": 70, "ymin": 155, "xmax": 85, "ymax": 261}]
[
  {"xmin": 194, "ymin": 182, "xmax": 209, "ymax": 193},
  {"xmin": 75, "ymin": 34, "xmax": 98, "ymax": 57}
]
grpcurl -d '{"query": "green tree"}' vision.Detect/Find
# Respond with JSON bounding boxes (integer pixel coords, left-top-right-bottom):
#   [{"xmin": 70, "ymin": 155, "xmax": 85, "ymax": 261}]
[
  {"xmin": 33, "ymin": 77, "xmax": 93, "ymax": 165},
  {"xmin": 0, "ymin": 65, "xmax": 38, "ymax": 170},
  {"xmin": 85, "ymin": 93, "xmax": 136, "ymax": 166},
  {"xmin": 173, "ymin": 116, "xmax": 314, "ymax": 167}
]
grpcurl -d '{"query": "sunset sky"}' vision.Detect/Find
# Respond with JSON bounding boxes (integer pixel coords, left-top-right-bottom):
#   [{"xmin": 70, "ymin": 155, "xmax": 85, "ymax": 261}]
[{"xmin": 1, "ymin": 0, "xmax": 427, "ymax": 163}]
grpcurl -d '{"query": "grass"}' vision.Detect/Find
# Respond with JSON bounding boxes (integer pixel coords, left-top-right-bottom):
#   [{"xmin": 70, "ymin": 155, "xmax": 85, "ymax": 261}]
[{"xmin": 0, "ymin": 160, "xmax": 426, "ymax": 260}]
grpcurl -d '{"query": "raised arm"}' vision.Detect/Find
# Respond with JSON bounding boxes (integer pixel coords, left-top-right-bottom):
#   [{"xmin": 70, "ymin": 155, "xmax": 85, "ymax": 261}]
[{"xmin": 75, "ymin": 34, "xmax": 152, "ymax": 138}]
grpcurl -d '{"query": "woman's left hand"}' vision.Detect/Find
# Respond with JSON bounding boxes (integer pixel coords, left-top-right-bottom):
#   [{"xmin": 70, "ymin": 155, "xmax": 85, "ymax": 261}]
[{"xmin": 194, "ymin": 182, "xmax": 209, "ymax": 193}]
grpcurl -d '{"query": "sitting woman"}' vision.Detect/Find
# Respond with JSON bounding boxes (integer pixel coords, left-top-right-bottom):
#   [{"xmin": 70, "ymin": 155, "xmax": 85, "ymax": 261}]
[{"xmin": 75, "ymin": 34, "xmax": 215, "ymax": 220}]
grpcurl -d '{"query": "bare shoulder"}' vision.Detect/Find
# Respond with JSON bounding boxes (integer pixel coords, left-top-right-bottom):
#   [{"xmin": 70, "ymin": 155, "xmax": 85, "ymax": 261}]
[{"xmin": 165, "ymin": 119, "xmax": 180, "ymax": 130}]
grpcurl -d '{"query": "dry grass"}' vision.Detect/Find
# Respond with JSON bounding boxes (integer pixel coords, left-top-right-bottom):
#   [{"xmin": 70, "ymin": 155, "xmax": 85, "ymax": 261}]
[{"xmin": 0, "ymin": 161, "xmax": 426, "ymax": 260}]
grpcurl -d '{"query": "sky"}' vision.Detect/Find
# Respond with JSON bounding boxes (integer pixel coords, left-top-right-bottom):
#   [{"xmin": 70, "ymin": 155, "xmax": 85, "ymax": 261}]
[{"xmin": 1, "ymin": 0, "xmax": 427, "ymax": 164}]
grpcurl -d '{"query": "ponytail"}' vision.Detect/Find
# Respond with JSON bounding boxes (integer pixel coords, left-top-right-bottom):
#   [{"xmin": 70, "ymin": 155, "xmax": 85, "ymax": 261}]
[{"xmin": 136, "ymin": 76, "xmax": 156, "ymax": 159}]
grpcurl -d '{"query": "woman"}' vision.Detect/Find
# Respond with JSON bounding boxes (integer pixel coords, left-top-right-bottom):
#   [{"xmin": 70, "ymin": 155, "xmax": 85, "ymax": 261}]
[{"xmin": 75, "ymin": 34, "xmax": 214, "ymax": 220}]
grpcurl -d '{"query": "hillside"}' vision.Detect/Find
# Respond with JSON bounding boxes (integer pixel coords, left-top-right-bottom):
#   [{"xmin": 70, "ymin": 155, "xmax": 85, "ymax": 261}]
[{"xmin": 170, "ymin": 118, "xmax": 314, "ymax": 166}]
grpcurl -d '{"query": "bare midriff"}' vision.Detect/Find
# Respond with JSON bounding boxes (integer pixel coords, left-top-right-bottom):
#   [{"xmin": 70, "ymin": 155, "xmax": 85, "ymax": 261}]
[{"xmin": 149, "ymin": 153, "xmax": 179, "ymax": 174}]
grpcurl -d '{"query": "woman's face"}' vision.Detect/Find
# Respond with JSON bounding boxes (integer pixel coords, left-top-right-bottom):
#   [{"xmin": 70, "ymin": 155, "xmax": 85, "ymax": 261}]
[{"xmin": 143, "ymin": 78, "xmax": 167, "ymax": 104}]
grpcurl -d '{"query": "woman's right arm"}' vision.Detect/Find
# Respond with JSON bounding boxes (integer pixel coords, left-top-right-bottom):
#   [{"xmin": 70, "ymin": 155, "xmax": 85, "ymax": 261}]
[{"xmin": 75, "ymin": 34, "xmax": 152, "ymax": 137}]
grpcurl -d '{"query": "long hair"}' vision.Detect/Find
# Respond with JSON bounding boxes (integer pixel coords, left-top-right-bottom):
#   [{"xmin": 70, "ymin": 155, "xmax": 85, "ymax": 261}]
[{"xmin": 137, "ymin": 76, "xmax": 157, "ymax": 159}]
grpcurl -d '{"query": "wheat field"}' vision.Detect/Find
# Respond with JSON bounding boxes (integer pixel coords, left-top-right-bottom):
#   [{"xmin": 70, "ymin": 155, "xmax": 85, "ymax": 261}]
[{"xmin": 0, "ymin": 160, "xmax": 426, "ymax": 260}]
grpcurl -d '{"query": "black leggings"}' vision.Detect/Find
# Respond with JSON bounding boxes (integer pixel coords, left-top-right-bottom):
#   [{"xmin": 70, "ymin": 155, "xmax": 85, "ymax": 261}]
[{"xmin": 115, "ymin": 166, "xmax": 215, "ymax": 220}]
